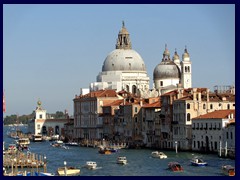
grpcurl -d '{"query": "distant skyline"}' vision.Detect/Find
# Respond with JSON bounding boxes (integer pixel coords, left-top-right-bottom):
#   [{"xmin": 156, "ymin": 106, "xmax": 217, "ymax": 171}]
[{"xmin": 3, "ymin": 4, "xmax": 235, "ymax": 116}]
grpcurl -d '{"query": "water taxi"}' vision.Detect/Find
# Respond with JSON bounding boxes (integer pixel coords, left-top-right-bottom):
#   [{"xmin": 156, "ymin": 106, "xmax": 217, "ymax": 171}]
[
  {"xmin": 151, "ymin": 151, "xmax": 167, "ymax": 159},
  {"xmin": 190, "ymin": 157, "xmax": 208, "ymax": 166},
  {"xmin": 57, "ymin": 166, "xmax": 80, "ymax": 176},
  {"xmin": 85, "ymin": 161, "xmax": 97, "ymax": 169},
  {"xmin": 168, "ymin": 162, "xmax": 184, "ymax": 172},
  {"xmin": 222, "ymin": 165, "xmax": 235, "ymax": 176},
  {"xmin": 117, "ymin": 156, "xmax": 127, "ymax": 165},
  {"xmin": 16, "ymin": 137, "xmax": 30, "ymax": 150}
]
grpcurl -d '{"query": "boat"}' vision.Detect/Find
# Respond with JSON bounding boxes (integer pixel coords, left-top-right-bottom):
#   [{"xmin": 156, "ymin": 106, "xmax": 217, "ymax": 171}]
[
  {"xmin": 190, "ymin": 157, "xmax": 208, "ymax": 166},
  {"xmin": 168, "ymin": 162, "xmax": 184, "ymax": 172},
  {"xmin": 151, "ymin": 151, "xmax": 167, "ymax": 159},
  {"xmin": 98, "ymin": 146, "xmax": 111, "ymax": 154},
  {"xmin": 50, "ymin": 140, "xmax": 64, "ymax": 147},
  {"xmin": 65, "ymin": 142, "xmax": 79, "ymax": 146},
  {"xmin": 222, "ymin": 165, "xmax": 235, "ymax": 176},
  {"xmin": 85, "ymin": 161, "xmax": 97, "ymax": 169},
  {"xmin": 117, "ymin": 156, "xmax": 127, "ymax": 165},
  {"xmin": 31, "ymin": 134, "xmax": 43, "ymax": 142},
  {"xmin": 57, "ymin": 166, "xmax": 80, "ymax": 176},
  {"xmin": 16, "ymin": 137, "xmax": 30, "ymax": 150}
]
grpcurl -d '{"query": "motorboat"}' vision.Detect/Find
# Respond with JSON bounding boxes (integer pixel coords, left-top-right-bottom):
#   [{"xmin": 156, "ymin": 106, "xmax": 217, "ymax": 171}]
[
  {"xmin": 85, "ymin": 161, "xmax": 97, "ymax": 169},
  {"xmin": 16, "ymin": 137, "xmax": 30, "ymax": 150},
  {"xmin": 57, "ymin": 166, "xmax": 80, "ymax": 176},
  {"xmin": 190, "ymin": 157, "xmax": 208, "ymax": 166},
  {"xmin": 151, "ymin": 151, "xmax": 167, "ymax": 159},
  {"xmin": 222, "ymin": 165, "xmax": 235, "ymax": 176},
  {"xmin": 65, "ymin": 142, "xmax": 79, "ymax": 146},
  {"xmin": 31, "ymin": 134, "xmax": 43, "ymax": 142},
  {"xmin": 117, "ymin": 156, "xmax": 127, "ymax": 165},
  {"xmin": 168, "ymin": 162, "xmax": 184, "ymax": 172},
  {"xmin": 98, "ymin": 146, "xmax": 111, "ymax": 154}
]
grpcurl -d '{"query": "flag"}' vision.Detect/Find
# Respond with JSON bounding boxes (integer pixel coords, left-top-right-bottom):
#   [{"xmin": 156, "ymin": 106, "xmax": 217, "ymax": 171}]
[{"xmin": 3, "ymin": 90, "xmax": 6, "ymax": 113}]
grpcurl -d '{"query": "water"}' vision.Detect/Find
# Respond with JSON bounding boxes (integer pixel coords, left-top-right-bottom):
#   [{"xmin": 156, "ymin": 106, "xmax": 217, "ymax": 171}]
[{"xmin": 3, "ymin": 125, "xmax": 235, "ymax": 176}]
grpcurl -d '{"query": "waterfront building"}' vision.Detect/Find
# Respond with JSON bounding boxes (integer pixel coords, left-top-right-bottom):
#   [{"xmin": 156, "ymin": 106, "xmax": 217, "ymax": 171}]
[
  {"xmin": 191, "ymin": 109, "xmax": 235, "ymax": 153},
  {"xmin": 28, "ymin": 100, "xmax": 69, "ymax": 137},
  {"xmin": 172, "ymin": 88, "xmax": 235, "ymax": 151},
  {"xmin": 73, "ymin": 89, "xmax": 122, "ymax": 141}
]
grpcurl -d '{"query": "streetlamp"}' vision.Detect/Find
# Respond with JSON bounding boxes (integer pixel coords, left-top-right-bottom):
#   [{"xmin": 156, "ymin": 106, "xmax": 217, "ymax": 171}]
[
  {"xmin": 44, "ymin": 155, "xmax": 47, "ymax": 173},
  {"xmin": 175, "ymin": 141, "xmax": 178, "ymax": 154},
  {"xmin": 64, "ymin": 161, "xmax": 67, "ymax": 176}
]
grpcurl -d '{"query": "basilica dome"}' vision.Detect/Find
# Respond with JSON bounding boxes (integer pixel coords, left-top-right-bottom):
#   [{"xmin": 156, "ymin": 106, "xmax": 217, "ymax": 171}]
[
  {"xmin": 153, "ymin": 60, "xmax": 180, "ymax": 79},
  {"xmin": 102, "ymin": 49, "xmax": 146, "ymax": 72}
]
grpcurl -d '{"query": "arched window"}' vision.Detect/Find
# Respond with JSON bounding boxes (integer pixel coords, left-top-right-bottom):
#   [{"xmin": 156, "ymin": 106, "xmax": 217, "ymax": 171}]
[
  {"xmin": 187, "ymin": 103, "xmax": 190, "ymax": 109},
  {"xmin": 126, "ymin": 85, "xmax": 129, "ymax": 92},
  {"xmin": 185, "ymin": 66, "xmax": 187, "ymax": 72},
  {"xmin": 187, "ymin": 66, "xmax": 190, "ymax": 72},
  {"xmin": 227, "ymin": 104, "xmax": 230, "ymax": 109},
  {"xmin": 132, "ymin": 85, "xmax": 137, "ymax": 94},
  {"xmin": 187, "ymin": 113, "xmax": 191, "ymax": 121}
]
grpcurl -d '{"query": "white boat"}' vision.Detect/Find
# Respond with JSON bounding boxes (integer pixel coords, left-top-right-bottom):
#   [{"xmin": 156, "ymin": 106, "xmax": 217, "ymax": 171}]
[
  {"xmin": 57, "ymin": 166, "xmax": 80, "ymax": 176},
  {"xmin": 65, "ymin": 142, "xmax": 79, "ymax": 146},
  {"xmin": 16, "ymin": 137, "xmax": 30, "ymax": 150},
  {"xmin": 117, "ymin": 156, "xmax": 127, "ymax": 165},
  {"xmin": 190, "ymin": 157, "xmax": 208, "ymax": 166},
  {"xmin": 151, "ymin": 151, "xmax": 167, "ymax": 159},
  {"xmin": 85, "ymin": 161, "xmax": 97, "ymax": 169}
]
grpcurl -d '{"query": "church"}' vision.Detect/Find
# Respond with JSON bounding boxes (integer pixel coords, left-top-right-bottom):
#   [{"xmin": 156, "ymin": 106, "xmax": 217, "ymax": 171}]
[{"xmin": 90, "ymin": 21, "xmax": 192, "ymax": 97}]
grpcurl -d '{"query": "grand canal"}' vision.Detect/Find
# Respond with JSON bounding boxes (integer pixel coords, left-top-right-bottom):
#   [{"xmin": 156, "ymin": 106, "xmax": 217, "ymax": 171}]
[{"xmin": 3, "ymin": 125, "xmax": 235, "ymax": 176}]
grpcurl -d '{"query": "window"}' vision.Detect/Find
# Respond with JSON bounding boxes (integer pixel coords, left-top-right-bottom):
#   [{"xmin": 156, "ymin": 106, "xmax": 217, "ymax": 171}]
[
  {"xmin": 226, "ymin": 132, "xmax": 229, "ymax": 139},
  {"xmin": 210, "ymin": 104, "xmax": 213, "ymax": 109},
  {"xmin": 39, "ymin": 114, "xmax": 42, "ymax": 119},
  {"xmin": 231, "ymin": 132, "xmax": 233, "ymax": 139},
  {"xmin": 188, "ymin": 66, "xmax": 190, "ymax": 72},
  {"xmin": 187, "ymin": 113, "xmax": 191, "ymax": 121},
  {"xmin": 187, "ymin": 103, "xmax": 190, "ymax": 109},
  {"xmin": 185, "ymin": 66, "xmax": 187, "ymax": 72},
  {"xmin": 227, "ymin": 104, "xmax": 230, "ymax": 109},
  {"xmin": 135, "ymin": 117, "xmax": 138, "ymax": 123},
  {"xmin": 135, "ymin": 107, "xmax": 138, "ymax": 113},
  {"xmin": 203, "ymin": 104, "xmax": 206, "ymax": 109},
  {"xmin": 160, "ymin": 81, "xmax": 163, "ymax": 86},
  {"xmin": 37, "ymin": 124, "xmax": 40, "ymax": 130}
]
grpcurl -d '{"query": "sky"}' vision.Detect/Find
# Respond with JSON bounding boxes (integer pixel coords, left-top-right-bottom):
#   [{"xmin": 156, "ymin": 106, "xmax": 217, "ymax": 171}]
[{"xmin": 3, "ymin": 4, "xmax": 235, "ymax": 117}]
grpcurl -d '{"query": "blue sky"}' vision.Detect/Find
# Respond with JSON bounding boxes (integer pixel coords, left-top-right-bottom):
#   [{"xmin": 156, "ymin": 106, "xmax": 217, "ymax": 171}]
[{"xmin": 3, "ymin": 4, "xmax": 235, "ymax": 116}]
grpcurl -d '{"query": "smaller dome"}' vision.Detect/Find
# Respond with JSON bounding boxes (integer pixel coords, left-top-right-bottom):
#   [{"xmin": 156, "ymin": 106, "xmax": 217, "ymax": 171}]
[
  {"xmin": 173, "ymin": 51, "xmax": 180, "ymax": 60},
  {"xmin": 183, "ymin": 47, "xmax": 190, "ymax": 59},
  {"xmin": 153, "ymin": 60, "xmax": 180, "ymax": 79}
]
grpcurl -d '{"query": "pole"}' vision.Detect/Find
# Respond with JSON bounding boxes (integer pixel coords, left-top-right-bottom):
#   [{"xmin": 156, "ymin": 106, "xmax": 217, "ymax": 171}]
[
  {"xmin": 225, "ymin": 141, "xmax": 228, "ymax": 157},
  {"xmin": 64, "ymin": 161, "xmax": 67, "ymax": 176},
  {"xmin": 44, "ymin": 155, "xmax": 47, "ymax": 173},
  {"xmin": 175, "ymin": 141, "xmax": 178, "ymax": 154},
  {"xmin": 219, "ymin": 141, "xmax": 222, "ymax": 157}
]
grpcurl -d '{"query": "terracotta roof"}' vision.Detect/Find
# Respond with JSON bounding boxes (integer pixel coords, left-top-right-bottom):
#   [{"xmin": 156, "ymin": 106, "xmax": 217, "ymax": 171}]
[
  {"xmin": 143, "ymin": 100, "xmax": 161, "ymax": 108},
  {"xmin": 193, "ymin": 110, "xmax": 235, "ymax": 119},
  {"xmin": 76, "ymin": 89, "xmax": 118, "ymax": 99},
  {"xmin": 103, "ymin": 99, "xmax": 124, "ymax": 107}
]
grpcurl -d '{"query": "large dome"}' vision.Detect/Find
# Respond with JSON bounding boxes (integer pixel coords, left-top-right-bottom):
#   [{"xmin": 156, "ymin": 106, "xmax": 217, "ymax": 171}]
[
  {"xmin": 153, "ymin": 60, "xmax": 180, "ymax": 79},
  {"xmin": 102, "ymin": 49, "xmax": 146, "ymax": 72}
]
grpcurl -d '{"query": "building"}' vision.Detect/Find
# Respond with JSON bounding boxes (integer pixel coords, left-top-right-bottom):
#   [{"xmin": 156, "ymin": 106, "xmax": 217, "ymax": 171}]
[
  {"xmin": 73, "ymin": 89, "xmax": 122, "ymax": 141},
  {"xmin": 28, "ymin": 100, "xmax": 69, "ymax": 137},
  {"xmin": 191, "ymin": 109, "xmax": 235, "ymax": 153},
  {"xmin": 90, "ymin": 21, "xmax": 150, "ymax": 96}
]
